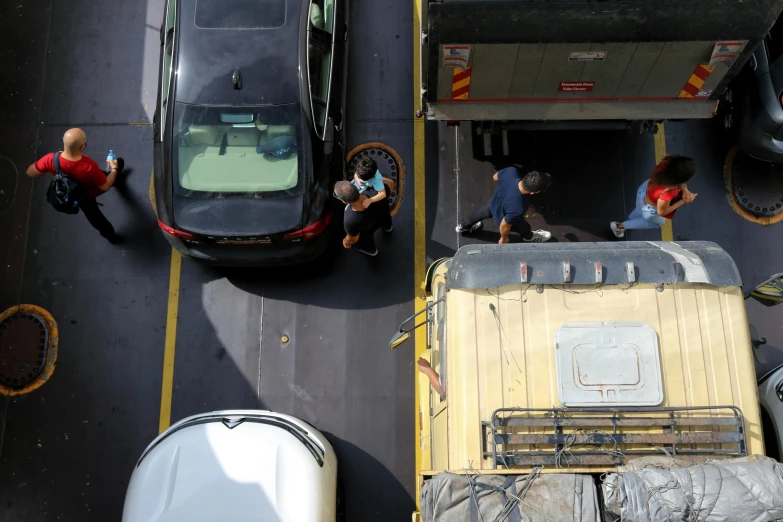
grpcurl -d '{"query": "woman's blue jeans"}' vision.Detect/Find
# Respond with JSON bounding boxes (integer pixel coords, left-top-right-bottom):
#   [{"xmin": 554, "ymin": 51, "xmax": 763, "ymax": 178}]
[{"xmin": 623, "ymin": 180, "xmax": 666, "ymax": 230}]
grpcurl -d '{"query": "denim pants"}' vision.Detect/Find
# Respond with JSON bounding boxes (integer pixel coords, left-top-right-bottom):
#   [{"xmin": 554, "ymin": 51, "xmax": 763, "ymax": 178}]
[{"xmin": 622, "ymin": 180, "xmax": 666, "ymax": 230}]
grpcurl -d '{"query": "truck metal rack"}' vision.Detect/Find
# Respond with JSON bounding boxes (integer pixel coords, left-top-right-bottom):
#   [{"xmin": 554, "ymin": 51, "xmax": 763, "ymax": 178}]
[{"xmin": 483, "ymin": 406, "xmax": 747, "ymax": 468}]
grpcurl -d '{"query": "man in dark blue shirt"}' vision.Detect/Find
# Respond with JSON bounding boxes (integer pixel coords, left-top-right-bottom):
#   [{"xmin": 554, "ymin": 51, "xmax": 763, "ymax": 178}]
[{"xmin": 456, "ymin": 167, "xmax": 552, "ymax": 244}]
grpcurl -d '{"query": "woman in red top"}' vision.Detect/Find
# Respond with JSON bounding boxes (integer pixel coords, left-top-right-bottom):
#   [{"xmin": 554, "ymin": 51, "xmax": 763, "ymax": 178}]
[{"xmin": 611, "ymin": 155, "xmax": 698, "ymax": 238}]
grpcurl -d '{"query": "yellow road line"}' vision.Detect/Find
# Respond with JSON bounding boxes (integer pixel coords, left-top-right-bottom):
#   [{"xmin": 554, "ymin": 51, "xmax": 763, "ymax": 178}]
[
  {"xmin": 158, "ymin": 249, "xmax": 182, "ymax": 433},
  {"xmin": 654, "ymin": 123, "xmax": 673, "ymax": 241},
  {"xmin": 412, "ymin": 0, "xmax": 427, "ymax": 511}
]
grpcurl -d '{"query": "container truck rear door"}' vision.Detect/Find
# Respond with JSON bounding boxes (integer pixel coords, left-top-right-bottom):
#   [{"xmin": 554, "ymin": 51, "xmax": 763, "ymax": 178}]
[{"xmin": 422, "ymin": 0, "xmax": 783, "ymax": 122}]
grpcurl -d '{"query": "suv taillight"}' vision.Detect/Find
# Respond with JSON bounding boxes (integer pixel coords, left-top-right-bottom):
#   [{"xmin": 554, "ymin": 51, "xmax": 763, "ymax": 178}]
[
  {"xmin": 283, "ymin": 212, "xmax": 332, "ymax": 240},
  {"xmin": 158, "ymin": 220, "xmax": 195, "ymax": 239}
]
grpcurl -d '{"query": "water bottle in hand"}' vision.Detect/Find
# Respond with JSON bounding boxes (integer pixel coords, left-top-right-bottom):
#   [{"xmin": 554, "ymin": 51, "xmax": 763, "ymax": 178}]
[{"xmin": 106, "ymin": 149, "xmax": 116, "ymax": 173}]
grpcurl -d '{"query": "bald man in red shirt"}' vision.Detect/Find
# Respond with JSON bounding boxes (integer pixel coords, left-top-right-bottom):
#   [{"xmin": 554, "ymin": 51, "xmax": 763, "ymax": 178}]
[{"xmin": 26, "ymin": 128, "xmax": 124, "ymax": 244}]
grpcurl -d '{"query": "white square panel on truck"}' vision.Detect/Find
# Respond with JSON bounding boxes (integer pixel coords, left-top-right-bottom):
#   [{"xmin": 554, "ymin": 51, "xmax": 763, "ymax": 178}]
[{"xmin": 555, "ymin": 322, "xmax": 664, "ymax": 407}]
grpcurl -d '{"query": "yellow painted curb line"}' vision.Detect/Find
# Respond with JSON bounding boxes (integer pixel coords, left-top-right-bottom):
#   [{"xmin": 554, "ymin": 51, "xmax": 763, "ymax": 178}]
[
  {"xmin": 158, "ymin": 249, "xmax": 181, "ymax": 433},
  {"xmin": 151, "ymin": 170, "xmax": 183, "ymax": 434},
  {"xmin": 0, "ymin": 304, "xmax": 58, "ymax": 396},
  {"xmin": 346, "ymin": 142, "xmax": 406, "ymax": 217},
  {"xmin": 149, "ymin": 169, "xmax": 157, "ymax": 216},
  {"xmin": 723, "ymin": 146, "xmax": 783, "ymax": 225},
  {"xmin": 654, "ymin": 123, "xmax": 673, "ymax": 242},
  {"xmin": 412, "ymin": 0, "xmax": 427, "ymax": 513}
]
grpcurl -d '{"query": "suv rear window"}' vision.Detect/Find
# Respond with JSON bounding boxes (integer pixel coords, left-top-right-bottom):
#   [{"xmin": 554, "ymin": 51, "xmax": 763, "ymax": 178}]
[
  {"xmin": 172, "ymin": 102, "xmax": 306, "ymax": 197},
  {"xmin": 195, "ymin": 0, "xmax": 286, "ymax": 29}
]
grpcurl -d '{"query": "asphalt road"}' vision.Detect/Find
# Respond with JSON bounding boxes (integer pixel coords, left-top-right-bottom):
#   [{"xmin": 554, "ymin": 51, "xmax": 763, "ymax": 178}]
[{"xmin": 2, "ymin": 0, "xmax": 783, "ymax": 520}]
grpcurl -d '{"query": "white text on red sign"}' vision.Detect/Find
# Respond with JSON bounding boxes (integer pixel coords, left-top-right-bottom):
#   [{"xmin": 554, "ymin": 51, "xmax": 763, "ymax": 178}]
[{"xmin": 558, "ymin": 81, "xmax": 595, "ymax": 92}]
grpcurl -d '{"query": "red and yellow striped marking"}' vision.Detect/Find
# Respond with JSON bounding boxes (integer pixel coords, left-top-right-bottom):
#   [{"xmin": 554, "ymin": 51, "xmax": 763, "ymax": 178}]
[
  {"xmin": 452, "ymin": 67, "xmax": 472, "ymax": 100},
  {"xmin": 679, "ymin": 64, "xmax": 714, "ymax": 98}
]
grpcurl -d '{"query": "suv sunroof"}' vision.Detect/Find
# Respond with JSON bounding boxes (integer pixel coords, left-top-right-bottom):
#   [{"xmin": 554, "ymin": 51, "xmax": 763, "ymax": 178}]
[{"xmin": 195, "ymin": 0, "xmax": 286, "ymax": 29}]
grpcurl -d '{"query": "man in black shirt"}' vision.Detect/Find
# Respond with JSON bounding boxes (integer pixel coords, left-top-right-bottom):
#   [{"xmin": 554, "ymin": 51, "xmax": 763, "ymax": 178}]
[{"xmin": 335, "ymin": 181, "xmax": 392, "ymax": 257}]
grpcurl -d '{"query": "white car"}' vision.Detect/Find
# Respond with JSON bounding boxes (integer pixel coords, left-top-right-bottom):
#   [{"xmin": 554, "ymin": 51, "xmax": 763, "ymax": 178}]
[
  {"xmin": 760, "ymin": 366, "xmax": 783, "ymax": 461},
  {"xmin": 122, "ymin": 410, "xmax": 338, "ymax": 522},
  {"xmin": 753, "ymin": 274, "xmax": 783, "ymax": 461}
]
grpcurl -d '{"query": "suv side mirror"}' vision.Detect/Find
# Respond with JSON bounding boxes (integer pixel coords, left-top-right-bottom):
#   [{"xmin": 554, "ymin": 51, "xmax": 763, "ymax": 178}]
[
  {"xmin": 748, "ymin": 273, "xmax": 783, "ymax": 307},
  {"xmin": 323, "ymin": 118, "xmax": 334, "ymax": 155}
]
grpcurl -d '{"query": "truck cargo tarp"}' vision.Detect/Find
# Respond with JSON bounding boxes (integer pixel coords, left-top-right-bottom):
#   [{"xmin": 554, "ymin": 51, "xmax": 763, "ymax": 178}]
[
  {"xmin": 602, "ymin": 455, "xmax": 783, "ymax": 521},
  {"xmin": 420, "ymin": 471, "xmax": 600, "ymax": 522}
]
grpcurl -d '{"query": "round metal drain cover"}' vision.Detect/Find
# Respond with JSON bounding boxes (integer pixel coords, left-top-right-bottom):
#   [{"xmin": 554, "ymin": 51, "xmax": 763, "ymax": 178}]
[
  {"xmin": 732, "ymin": 154, "xmax": 783, "ymax": 218},
  {"xmin": 0, "ymin": 311, "xmax": 49, "ymax": 390},
  {"xmin": 347, "ymin": 146, "xmax": 401, "ymax": 212}
]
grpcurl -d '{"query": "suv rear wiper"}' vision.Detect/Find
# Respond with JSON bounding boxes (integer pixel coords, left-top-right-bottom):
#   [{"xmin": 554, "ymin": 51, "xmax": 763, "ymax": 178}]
[{"xmin": 219, "ymin": 133, "xmax": 227, "ymax": 155}]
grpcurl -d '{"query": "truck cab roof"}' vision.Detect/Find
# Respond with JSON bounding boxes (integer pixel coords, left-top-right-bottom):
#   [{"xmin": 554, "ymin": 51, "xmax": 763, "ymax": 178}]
[{"xmin": 424, "ymin": 241, "xmax": 762, "ymax": 473}]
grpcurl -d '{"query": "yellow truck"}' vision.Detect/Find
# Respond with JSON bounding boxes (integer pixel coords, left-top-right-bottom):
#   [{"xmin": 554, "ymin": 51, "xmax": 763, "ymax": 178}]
[{"xmin": 392, "ymin": 241, "xmax": 783, "ymax": 521}]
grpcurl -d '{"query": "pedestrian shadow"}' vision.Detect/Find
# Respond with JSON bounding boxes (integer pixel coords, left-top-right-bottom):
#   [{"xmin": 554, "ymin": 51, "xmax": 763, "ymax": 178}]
[
  {"xmin": 112, "ymin": 166, "xmax": 168, "ymax": 251},
  {"xmin": 113, "ymin": 168, "xmax": 142, "ymax": 213}
]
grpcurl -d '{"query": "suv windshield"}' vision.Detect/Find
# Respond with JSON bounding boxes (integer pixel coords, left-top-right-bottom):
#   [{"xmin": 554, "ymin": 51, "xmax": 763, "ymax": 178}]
[{"xmin": 172, "ymin": 103, "xmax": 304, "ymax": 197}]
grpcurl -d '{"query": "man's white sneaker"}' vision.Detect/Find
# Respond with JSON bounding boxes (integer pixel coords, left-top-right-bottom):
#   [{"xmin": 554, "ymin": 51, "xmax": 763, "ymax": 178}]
[
  {"xmin": 455, "ymin": 222, "xmax": 483, "ymax": 233},
  {"xmin": 353, "ymin": 245, "xmax": 378, "ymax": 257},
  {"xmin": 522, "ymin": 230, "xmax": 552, "ymax": 242},
  {"xmin": 610, "ymin": 221, "xmax": 625, "ymax": 238}
]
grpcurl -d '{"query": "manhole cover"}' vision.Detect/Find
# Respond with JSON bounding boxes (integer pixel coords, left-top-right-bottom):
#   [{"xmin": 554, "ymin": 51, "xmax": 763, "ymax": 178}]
[
  {"xmin": 732, "ymin": 154, "xmax": 783, "ymax": 218},
  {"xmin": 0, "ymin": 311, "xmax": 49, "ymax": 389},
  {"xmin": 347, "ymin": 145, "xmax": 403, "ymax": 214}
]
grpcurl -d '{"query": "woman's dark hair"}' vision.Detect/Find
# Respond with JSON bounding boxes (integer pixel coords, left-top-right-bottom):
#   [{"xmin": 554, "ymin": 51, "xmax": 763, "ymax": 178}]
[
  {"xmin": 650, "ymin": 155, "xmax": 697, "ymax": 186},
  {"xmin": 521, "ymin": 170, "xmax": 552, "ymax": 193},
  {"xmin": 354, "ymin": 156, "xmax": 378, "ymax": 182}
]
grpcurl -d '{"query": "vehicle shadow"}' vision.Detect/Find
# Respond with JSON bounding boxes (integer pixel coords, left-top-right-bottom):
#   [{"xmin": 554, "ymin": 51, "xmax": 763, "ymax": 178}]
[
  {"xmin": 425, "ymin": 121, "xmax": 459, "ymax": 262},
  {"xmin": 322, "ymin": 433, "xmax": 415, "ymax": 521},
  {"xmin": 218, "ymin": 205, "xmax": 412, "ymax": 310},
  {"xmin": 170, "ymin": 263, "xmax": 417, "ymax": 521},
  {"xmin": 757, "ymin": 341, "xmax": 783, "ymax": 379},
  {"xmin": 438, "ymin": 125, "xmax": 649, "ymax": 247}
]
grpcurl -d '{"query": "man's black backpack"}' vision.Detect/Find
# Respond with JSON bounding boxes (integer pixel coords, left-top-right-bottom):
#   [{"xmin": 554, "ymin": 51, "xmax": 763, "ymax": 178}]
[{"xmin": 46, "ymin": 152, "xmax": 84, "ymax": 215}]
